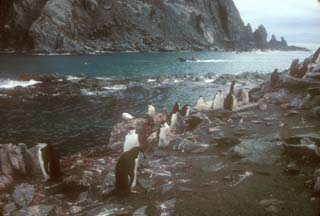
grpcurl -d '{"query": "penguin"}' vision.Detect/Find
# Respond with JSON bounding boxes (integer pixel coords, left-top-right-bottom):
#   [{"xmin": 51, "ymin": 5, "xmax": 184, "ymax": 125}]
[
  {"xmin": 179, "ymin": 104, "xmax": 191, "ymax": 117},
  {"xmin": 37, "ymin": 143, "xmax": 61, "ymax": 181},
  {"xmin": 196, "ymin": 96, "xmax": 211, "ymax": 111},
  {"xmin": 122, "ymin": 113, "xmax": 134, "ymax": 120},
  {"xmin": 158, "ymin": 122, "xmax": 171, "ymax": 148},
  {"xmin": 115, "ymin": 146, "xmax": 144, "ymax": 195},
  {"xmin": 123, "ymin": 129, "xmax": 140, "ymax": 188},
  {"xmin": 271, "ymin": 69, "xmax": 280, "ymax": 89},
  {"xmin": 170, "ymin": 112, "xmax": 185, "ymax": 133},
  {"xmin": 236, "ymin": 88, "xmax": 249, "ymax": 106},
  {"xmin": 172, "ymin": 102, "xmax": 180, "ymax": 114},
  {"xmin": 212, "ymin": 90, "xmax": 224, "ymax": 110},
  {"xmin": 147, "ymin": 104, "xmax": 156, "ymax": 117},
  {"xmin": 224, "ymin": 81, "xmax": 239, "ymax": 111}
]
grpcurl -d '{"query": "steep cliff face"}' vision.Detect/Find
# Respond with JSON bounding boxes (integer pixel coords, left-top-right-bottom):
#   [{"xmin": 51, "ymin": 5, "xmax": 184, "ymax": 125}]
[{"xmin": 0, "ymin": 0, "xmax": 308, "ymax": 53}]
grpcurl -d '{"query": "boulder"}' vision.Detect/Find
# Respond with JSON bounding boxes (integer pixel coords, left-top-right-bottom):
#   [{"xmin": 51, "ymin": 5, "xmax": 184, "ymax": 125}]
[
  {"xmin": 0, "ymin": 175, "xmax": 13, "ymax": 191},
  {"xmin": 13, "ymin": 183, "xmax": 35, "ymax": 208},
  {"xmin": 12, "ymin": 205, "xmax": 55, "ymax": 216},
  {"xmin": 283, "ymin": 134, "xmax": 320, "ymax": 162},
  {"xmin": 158, "ymin": 198, "xmax": 176, "ymax": 216}
]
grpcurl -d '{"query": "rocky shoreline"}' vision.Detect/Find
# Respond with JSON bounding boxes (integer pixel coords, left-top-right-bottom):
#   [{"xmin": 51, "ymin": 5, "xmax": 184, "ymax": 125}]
[{"xmin": 0, "ymin": 48, "xmax": 320, "ymax": 215}]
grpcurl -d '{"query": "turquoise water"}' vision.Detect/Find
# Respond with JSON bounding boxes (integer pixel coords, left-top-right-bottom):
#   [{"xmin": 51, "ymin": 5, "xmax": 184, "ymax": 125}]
[{"xmin": 0, "ymin": 50, "xmax": 313, "ymax": 78}]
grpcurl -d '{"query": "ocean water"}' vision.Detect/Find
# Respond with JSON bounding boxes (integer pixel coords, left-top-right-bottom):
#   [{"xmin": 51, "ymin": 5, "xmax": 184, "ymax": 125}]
[
  {"xmin": 0, "ymin": 50, "xmax": 314, "ymax": 152},
  {"xmin": 0, "ymin": 50, "xmax": 313, "ymax": 78}
]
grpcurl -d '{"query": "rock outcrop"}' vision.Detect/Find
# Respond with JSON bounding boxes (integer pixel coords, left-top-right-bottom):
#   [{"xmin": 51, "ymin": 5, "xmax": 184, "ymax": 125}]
[{"xmin": 0, "ymin": 0, "xmax": 308, "ymax": 53}]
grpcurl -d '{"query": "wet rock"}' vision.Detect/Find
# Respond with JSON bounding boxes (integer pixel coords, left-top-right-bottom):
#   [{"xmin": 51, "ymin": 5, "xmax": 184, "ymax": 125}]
[
  {"xmin": 13, "ymin": 183, "xmax": 35, "ymax": 208},
  {"xmin": 158, "ymin": 198, "xmax": 176, "ymax": 216},
  {"xmin": 161, "ymin": 183, "xmax": 174, "ymax": 194},
  {"xmin": 0, "ymin": 175, "xmax": 14, "ymax": 191},
  {"xmin": 100, "ymin": 172, "xmax": 115, "ymax": 195},
  {"xmin": 202, "ymin": 162, "xmax": 224, "ymax": 173},
  {"xmin": 137, "ymin": 178, "xmax": 152, "ymax": 190},
  {"xmin": 215, "ymin": 137, "xmax": 241, "ymax": 148},
  {"xmin": 12, "ymin": 205, "xmax": 55, "ymax": 216},
  {"xmin": 312, "ymin": 106, "xmax": 320, "ymax": 118},
  {"xmin": 265, "ymin": 205, "xmax": 280, "ymax": 213},
  {"xmin": 70, "ymin": 206, "xmax": 83, "ymax": 215},
  {"xmin": 233, "ymin": 134, "xmax": 279, "ymax": 163},
  {"xmin": 259, "ymin": 103, "xmax": 267, "ymax": 111},
  {"xmin": 284, "ymin": 162, "xmax": 299, "ymax": 175},
  {"xmin": 3, "ymin": 202, "xmax": 17, "ymax": 216},
  {"xmin": 133, "ymin": 206, "xmax": 147, "ymax": 216},
  {"xmin": 259, "ymin": 198, "xmax": 285, "ymax": 206},
  {"xmin": 0, "ymin": 147, "xmax": 13, "ymax": 175},
  {"xmin": 283, "ymin": 134, "xmax": 320, "ymax": 162},
  {"xmin": 172, "ymin": 137, "xmax": 208, "ymax": 153},
  {"xmin": 314, "ymin": 177, "xmax": 320, "ymax": 194},
  {"xmin": 85, "ymin": 203, "xmax": 133, "ymax": 216}
]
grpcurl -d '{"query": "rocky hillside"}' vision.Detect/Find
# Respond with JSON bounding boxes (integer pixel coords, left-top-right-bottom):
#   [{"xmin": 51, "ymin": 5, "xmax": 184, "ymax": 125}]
[{"xmin": 0, "ymin": 0, "xmax": 308, "ymax": 53}]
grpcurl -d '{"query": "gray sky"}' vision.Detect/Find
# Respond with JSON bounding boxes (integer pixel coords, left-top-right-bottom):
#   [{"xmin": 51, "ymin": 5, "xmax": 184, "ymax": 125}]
[{"xmin": 234, "ymin": 0, "xmax": 320, "ymax": 45}]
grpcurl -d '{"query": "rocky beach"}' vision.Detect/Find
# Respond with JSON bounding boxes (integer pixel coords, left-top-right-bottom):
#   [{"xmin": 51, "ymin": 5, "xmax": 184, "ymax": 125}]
[{"xmin": 0, "ymin": 48, "xmax": 319, "ymax": 216}]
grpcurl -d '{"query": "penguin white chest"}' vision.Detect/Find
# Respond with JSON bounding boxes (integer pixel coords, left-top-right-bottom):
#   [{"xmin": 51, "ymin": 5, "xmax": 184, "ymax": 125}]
[
  {"xmin": 123, "ymin": 131, "xmax": 139, "ymax": 152},
  {"xmin": 159, "ymin": 123, "xmax": 171, "ymax": 147},
  {"xmin": 148, "ymin": 105, "xmax": 156, "ymax": 116},
  {"xmin": 38, "ymin": 144, "xmax": 50, "ymax": 181},
  {"xmin": 170, "ymin": 113, "xmax": 178, "ymax": 130}
]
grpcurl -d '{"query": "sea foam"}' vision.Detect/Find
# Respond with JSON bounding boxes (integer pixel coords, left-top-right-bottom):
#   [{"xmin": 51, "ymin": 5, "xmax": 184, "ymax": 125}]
[{"xmin": 0, "ymin": 79, "xmax": 41, "ymax": 89}]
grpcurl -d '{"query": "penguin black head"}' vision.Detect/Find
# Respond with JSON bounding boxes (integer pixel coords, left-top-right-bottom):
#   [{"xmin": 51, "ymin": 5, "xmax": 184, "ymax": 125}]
[{"xmin": 126, "ymin": 146, "xmax": 146, "ymax": 159}]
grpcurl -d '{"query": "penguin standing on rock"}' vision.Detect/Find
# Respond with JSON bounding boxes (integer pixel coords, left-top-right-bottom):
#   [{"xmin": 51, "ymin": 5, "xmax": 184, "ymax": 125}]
[
  {"xmin": 123, "ymin": 128, "xmax": 140, "ymax": 188},
  {"xmin": 158, "ymin": 122, "xmax": 171, "ymax": 148},
  {"xmin": 224, "ymin": 81, "xmax": 236, "ymax": 111},
  {"xmin": 180, "ymin": 104, "xmax": 191, "ymax": 117},
  {"xmin": 212, "ymin": 90, "xmax": 224, "ymax": 110},
  {"xmin": 147, "ymin": 104, "xmax": 156, "ymax": 117},
  {"xmin": 172, "ymin": 102, "xmax": 180, "ymax": 114},
  {"xmin": 36, "ymin": 143, "xmax": 61, "ymax": 181},
  {"xmin": 115, "ymin": 147, "xmax": 144, "ymax": 195}
]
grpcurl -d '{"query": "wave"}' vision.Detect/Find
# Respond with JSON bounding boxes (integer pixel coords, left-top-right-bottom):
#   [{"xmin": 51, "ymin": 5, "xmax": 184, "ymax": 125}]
[
  {"xmin": 187, "ymin": 59, "xmax": 242, "ymax": 63},
  {"xmin": 103, "ymin": 84, "xmax": 127, "ymax": 90},
  {"xmin": 66, "ymin": 76, "xmax": 84, "ymax": 81},
  {"xmin": 0, "ymin": 79, "xmax": 41, "ymax": 89}
]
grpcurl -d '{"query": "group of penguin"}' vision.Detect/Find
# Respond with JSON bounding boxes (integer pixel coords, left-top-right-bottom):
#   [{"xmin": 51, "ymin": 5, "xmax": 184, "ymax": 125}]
[
  {"xmin": 116, "ymin": 80, "xmax": 251, "ymax": 195},
  {"xmin": 34, "ymin": 81, "xmax": 250, "ymax": 196},
  {"xmin": 196, "ymin": 81, "xmax": 250, "ymax": 111},
  {"xmin": 116, "ymin": 101, "xmax": 193, "ymax": 195}
]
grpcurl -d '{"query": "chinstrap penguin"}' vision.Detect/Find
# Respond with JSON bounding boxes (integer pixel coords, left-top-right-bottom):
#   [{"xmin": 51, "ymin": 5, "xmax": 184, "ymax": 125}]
[{"xmin": 115, "ymin": 147, "xmax": 144, "ymax": 195}]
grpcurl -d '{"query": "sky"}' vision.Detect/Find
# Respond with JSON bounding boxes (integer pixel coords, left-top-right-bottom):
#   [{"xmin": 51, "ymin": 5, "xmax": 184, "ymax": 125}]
[{"xmin": 234, "ymin": 0, "xmax": 320, "ymax": 46}]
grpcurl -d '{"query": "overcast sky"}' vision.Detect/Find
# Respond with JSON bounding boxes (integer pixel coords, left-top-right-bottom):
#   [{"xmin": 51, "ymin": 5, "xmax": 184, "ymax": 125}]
[{"xmin": 234, "ymin": 0, "xmax": 320, "ymax": 45}]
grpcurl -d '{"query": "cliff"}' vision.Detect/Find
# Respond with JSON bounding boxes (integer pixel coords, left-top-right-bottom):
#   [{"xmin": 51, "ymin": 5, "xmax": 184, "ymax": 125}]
[{"xmin": 0, "ymin": 0, "xmax": 308, "ymax": 53}]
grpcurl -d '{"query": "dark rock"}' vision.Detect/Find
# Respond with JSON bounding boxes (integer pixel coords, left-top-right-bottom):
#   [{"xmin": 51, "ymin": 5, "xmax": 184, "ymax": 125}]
[
  {"xmin": 133, "ymin": 206, "xmax": 148, "ymax": 216},
  {"xmin": 271, "ymin": 69, "xmax": 280, "ymax": 89},
  {"xmin": 0, "ymin": 175, "xmax": 13, "ymax": 191},
  {"xmin": 202, "ymin": 162, "xmax": 225, "ymax": 172},
  {"xmin": 84, "ymin": 203, "xmax": 133, "ymax": 216},
  {"xmin": 12, "ymin": 205, "xmax": 55, "ymax": 216},
  {"xmin": 158, "ymin": 198, "xmax": 176, "ymax": 216},
  {"xmin": 284, "ymin": 162, "xmax": 300, "ymax": 175},
  {"xmin": 13, "ymin": 183, "xmax": 35, "ymax": 208},
  {"xmin": 172, "ymin": 137, "xmax": 209, "ymax": 153},
  {"xmin": 0, "ymin": 0, "xmax": 306, "ymax": 52},
  {"xmin": 283, "ymin": 134, "xmax": 320, "ymax": 162},
  {"xmin": 100, "ymin": 171, "xmax": 115, "ymax": 195},
  {"xmin": 314, "ymin": 177, "xmax": 320, "ymax": 194},
  {"xmin": 3, "ymin": 202, "xmax": 17, "ymax": 216},
  {"xmin": 215, "ymin": 137, "xmax": 241, "ymax": 148}
]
